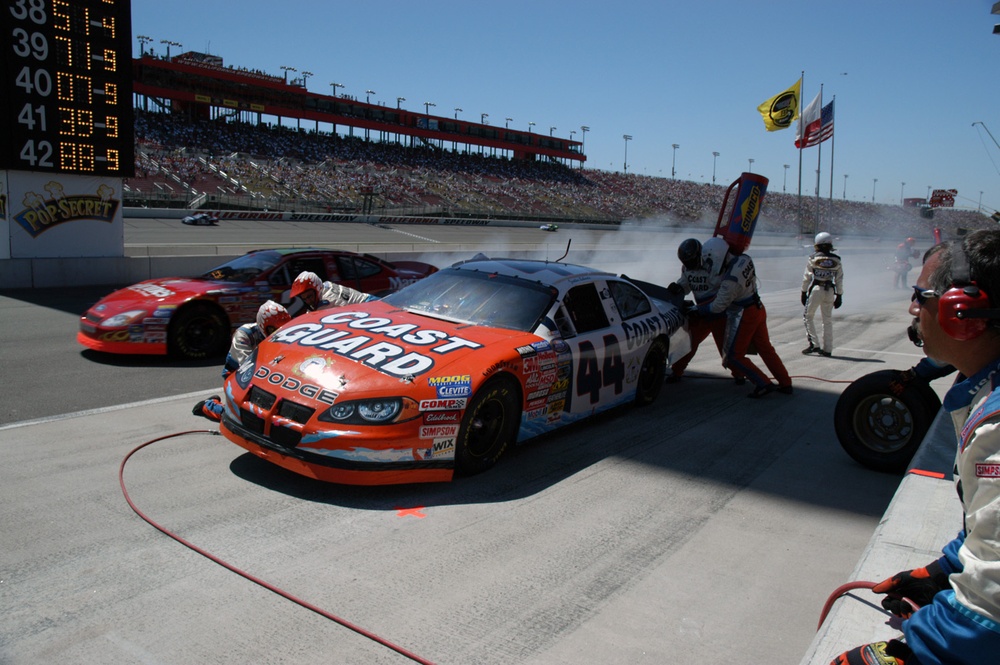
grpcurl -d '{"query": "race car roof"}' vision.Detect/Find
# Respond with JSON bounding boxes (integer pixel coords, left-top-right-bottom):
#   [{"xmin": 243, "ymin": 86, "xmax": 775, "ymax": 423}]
[{"xmin": 449, "ymin": 257, "xmax": 612, "ymax": 287}]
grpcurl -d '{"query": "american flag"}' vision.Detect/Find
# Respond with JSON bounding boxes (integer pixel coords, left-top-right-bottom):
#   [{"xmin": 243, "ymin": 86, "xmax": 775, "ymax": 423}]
[{"xmin": 796, "ymin": 99, "xmax": 835, "ymax": 148}]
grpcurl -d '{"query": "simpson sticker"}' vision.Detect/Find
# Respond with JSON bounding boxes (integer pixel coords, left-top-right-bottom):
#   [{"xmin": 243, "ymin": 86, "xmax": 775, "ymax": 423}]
[
  {"xmin": 976, "ymin": 463, "xmax": 1000, "ymax": 478},
  {"xmin": 420, "ymin": 424, "xmax": 459, "ymax": 439}
]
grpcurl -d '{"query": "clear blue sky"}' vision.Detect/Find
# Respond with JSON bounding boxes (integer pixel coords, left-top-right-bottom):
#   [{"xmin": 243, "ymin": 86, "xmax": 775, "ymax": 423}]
[{"xmin": 132, "ymin": 0, "xmax": 1000, "ymax": 213}]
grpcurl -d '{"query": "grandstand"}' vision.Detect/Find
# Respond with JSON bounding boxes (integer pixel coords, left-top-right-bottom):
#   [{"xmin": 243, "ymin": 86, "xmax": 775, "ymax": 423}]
[{"xmin": 128, "ymin": 52, "xmax": 994, "ymax": 239}]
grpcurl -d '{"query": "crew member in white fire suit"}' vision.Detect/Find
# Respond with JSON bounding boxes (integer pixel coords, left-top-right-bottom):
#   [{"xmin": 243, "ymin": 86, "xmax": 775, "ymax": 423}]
[
  {"xmin": 831, "ymin": 230, "xmax": 1000, "ymax": 665},
  {"xmin": 697, "ymin": 237, "xmax": 792, "ymax": 398},
  {"xmin": 665, "ymin": 238, "xmax": 745, "ymax": 384},
  {"xmin": 285, "ymin": 270, "xmax": 375, "ymax": 317},
  {"xmin": 193, "ymin": 300, "xmax": 291, "ymax": 422},
  {"xmin": 801, "ymin": 231, "xmax": 844, "ymax": 357}
]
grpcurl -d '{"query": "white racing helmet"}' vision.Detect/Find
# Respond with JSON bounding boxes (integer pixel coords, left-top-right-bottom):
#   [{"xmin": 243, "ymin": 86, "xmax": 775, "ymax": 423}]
[
  {"xmin": 701, "ymin": 237, "xmax": 731, "ymax": 275},
  {"xmin": 814, "ymin": 231, "xmax": 833, "ymax": 247}
]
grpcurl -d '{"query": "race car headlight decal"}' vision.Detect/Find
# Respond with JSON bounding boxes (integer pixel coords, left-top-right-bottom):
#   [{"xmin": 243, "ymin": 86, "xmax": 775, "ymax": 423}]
[
  {"xmin": 319, "ymin": 397, "xmax": 420, "ymax": 425},
  {"xmin": 235, "ymin": 348, "xmax": 258, "ymax": 390},
  {"xmin": 102, "ymin": 310, "xmax": 147, "ymax": 327}
]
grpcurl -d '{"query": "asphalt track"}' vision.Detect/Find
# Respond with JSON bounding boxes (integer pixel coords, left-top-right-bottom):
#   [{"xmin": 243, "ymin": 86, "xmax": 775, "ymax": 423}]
[{"xmin": 0, "ymin": 220, "xmax": 937, "ymax": 664}]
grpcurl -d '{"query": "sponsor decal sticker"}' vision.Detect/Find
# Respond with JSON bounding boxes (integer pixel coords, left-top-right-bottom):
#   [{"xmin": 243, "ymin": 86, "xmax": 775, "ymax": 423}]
[
  {"xmin": 976, "ymin": 463, "xmax": 1000, "ymax": 478},
  {"xmin": 419, "ymin": 398, "xmax": 468, "ymax": 411},
  {"xmin": 420, "ymin": 424, "xmax": 459, "ymax": 439}
]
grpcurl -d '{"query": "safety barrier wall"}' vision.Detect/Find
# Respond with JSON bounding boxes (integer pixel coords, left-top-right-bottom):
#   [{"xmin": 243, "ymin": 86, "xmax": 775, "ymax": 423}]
[{"xmin": 799, "ymin": 410, "xmax": 961, "ymax": 664}]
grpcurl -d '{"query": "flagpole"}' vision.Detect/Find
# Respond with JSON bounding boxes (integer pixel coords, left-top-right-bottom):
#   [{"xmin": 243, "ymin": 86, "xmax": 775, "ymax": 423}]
[
  {"xmin": 815, "ymin": 84, "xmax": 823, "ymax": 234},
  {"xmin": 828, "ymin": 96, "xmax": 836, "ymax": 232},
  {"xmin": 797, "ymin": 71, "xmax": 804, "ymax": 237}
]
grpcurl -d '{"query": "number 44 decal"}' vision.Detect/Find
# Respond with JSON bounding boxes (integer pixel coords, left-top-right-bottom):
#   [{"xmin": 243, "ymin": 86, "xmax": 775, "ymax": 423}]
[{"xmin": 576, "ymin": 334, "xmax": 625, "ymax": 404}]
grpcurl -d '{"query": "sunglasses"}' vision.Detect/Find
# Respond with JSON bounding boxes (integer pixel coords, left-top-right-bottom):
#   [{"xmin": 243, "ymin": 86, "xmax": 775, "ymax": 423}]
[{"xmin": 911, "ymin": 286, "xmax": 940, "ymax": 306}]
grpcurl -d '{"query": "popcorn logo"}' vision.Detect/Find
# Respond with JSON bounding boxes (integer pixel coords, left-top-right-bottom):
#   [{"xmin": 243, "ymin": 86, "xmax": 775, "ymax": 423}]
[{"xmin": 14, "ymin": 182, "xmax": 119, "ymax": 237}]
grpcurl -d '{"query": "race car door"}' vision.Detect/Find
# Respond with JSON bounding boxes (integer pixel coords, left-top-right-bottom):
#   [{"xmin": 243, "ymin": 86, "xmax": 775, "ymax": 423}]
[{"xmin": 556, "ymin": 279, "xmax": 647, "ymax": 419}]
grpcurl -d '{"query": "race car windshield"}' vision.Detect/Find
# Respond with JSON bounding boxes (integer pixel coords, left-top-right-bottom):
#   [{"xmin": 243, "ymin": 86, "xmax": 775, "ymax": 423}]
[
  {"xmin": 201, "ymin": 251, "xmax": 283, "ymax": 282},
  {"xmin": 383, "ymin": 269, "xmax": 556, "ymax": 332}
]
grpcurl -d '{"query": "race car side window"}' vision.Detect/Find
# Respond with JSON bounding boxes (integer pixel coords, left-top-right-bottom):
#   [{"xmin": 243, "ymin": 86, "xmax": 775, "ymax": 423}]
[
  {"xmin": 286, "ymin": 257, "xmax": 329, "ymax": 282},
  {"xmin": 562, "ymin": 283, "xmax": 610, "ymax": 334},
  {"xmin": 607, "ymin": 279, "xmax": 652, "ymax": 320}
]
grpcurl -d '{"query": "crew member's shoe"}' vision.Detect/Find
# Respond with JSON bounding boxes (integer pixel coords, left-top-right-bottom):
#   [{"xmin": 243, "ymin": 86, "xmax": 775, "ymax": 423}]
[
  {"xmin": 665, "ymin": 374, "xmax": 682, "ymax": 384},
  {"xmin": 817, "ymin": 350, "xmax": 832, "ymax": 357},
  {"xmin": 747, "ymin": 384, "xmax": 776, "ymax": 399},
  {"xmin": 802, "ymin": 345, "xmax": 818, "ymax": 355},
  {"xmin": 777, "ymin": 385, "xmax": 794, "ymax": 395},
  {"xmin": 733, "ymin": 376, "xmax": 746, "ymax": 386},
  {"xmin": 193, "ymin": 396, "xmax": 222, "ymax": 422}
]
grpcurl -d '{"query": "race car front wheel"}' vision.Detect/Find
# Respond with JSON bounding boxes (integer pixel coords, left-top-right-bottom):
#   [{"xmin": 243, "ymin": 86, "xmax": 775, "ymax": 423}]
[
  {"xmin": 169, "ymin": 303, "xmax": 229, "ymax": 360},
  {"xmin": 456, "ymin": 375, "xmax": 520, "ymax": 476},
  {"xmin": 833, "ymin": 369, "xmax": 941, "ymax": 473}
]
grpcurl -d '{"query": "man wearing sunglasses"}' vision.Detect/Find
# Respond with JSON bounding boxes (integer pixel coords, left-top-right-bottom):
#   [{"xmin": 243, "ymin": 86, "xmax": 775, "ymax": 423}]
[{"xmin": 832, "ymin": 229, "xmax": 1000, "ymax": 665}]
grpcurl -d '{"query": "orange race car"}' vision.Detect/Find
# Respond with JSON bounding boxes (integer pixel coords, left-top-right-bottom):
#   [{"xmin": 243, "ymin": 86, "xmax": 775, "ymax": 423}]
[{"xmin": 219, "ymin": 255, "xmax": 691, "ymax": 485}]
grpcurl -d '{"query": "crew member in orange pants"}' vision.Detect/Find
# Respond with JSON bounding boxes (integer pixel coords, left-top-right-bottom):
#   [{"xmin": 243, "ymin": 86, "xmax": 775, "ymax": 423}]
[{"xmin": 698, "ymin": 237, "xmax": 792, "ymax": 398}]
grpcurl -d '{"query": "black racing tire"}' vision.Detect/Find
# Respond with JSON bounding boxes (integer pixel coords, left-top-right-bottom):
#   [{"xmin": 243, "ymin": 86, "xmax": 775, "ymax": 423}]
[
  {"xmin": 455, "ymin": 375, "xmax": 520, "ymax": 476},
  {"xmin": 169, "ymin": 303, "xmax": 230, "ymax": 359},
  {"xmin": 635, "ymin": 338, "xmax": 668, "ymax": 406},
  {"xmin": 833, "ymin": 369, "xmax": 941, "ymax": 473}
]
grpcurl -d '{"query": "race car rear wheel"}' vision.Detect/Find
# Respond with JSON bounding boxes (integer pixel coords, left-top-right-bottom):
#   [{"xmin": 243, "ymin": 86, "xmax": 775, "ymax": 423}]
[
  {"xmin": 833, "ymin": 369, "xmax": 941, "ymax": 473},
  {"xmin": 635, "ymin": 338, "xmax": 668, "ymax": 406},
  {"xmin": 169, "ymin": 303, "xmax": 229, "ymax": 360},
  {"xmin": 456, "ymin": 375, "xmax": 520, "ymax": 476}
]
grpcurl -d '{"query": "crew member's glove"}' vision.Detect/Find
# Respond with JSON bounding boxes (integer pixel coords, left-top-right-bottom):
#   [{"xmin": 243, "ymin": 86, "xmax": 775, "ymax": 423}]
[
  {"xmin": 872, "ymin": 561, "xmax": 950, "ymax": 618},
  {"xmin": 834, "ymin": 294, "xmax": 843, "ymax": 309},
  {"xmin": 666, "ymin": 282, "xmax": 685, "ymax": 297},
  {"xmin": 830, "ymin": 640, "xmax": 911, "ymax": 665},
  {"xmin": 801, "ymin": 291, "xmax": 808, "ymax": 306}
]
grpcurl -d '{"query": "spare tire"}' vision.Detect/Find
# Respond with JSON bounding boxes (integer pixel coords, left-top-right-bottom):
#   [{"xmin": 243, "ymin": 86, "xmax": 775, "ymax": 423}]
[{"xmin": 834, "ymin": 369, "xmax": 941, "ymax": 473}]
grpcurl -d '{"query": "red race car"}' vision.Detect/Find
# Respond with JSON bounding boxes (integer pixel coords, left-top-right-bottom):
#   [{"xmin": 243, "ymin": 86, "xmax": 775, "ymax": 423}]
[
  {"xmin": 219, "ymin": 255, "xmax": 691, "ymax": 485},
  {"xmin": 78, "ymin": 248, "xmax": 437, "ymax": 359}
]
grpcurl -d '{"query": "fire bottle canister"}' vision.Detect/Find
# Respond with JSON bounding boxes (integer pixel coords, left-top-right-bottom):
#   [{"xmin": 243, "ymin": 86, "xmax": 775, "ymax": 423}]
[{"xmin": 715, "ymin": 172, "xmax": 769, "ymax": 255}]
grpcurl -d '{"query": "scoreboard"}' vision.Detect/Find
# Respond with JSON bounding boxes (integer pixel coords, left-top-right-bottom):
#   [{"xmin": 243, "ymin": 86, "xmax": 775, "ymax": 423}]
[{"xmin": 1, "ymin": 0, "xmax": 134, "ymax": 177}]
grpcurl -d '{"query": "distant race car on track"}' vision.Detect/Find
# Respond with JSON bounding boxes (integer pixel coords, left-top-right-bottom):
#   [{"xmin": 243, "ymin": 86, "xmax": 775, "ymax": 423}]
[
  {"xmin": 78, "ymin": 248, "xmax": 438, "ymax": 359},
  {"xmin": 181, "ymin": 212, "xmax": 219, "ymax": 226},
  {"xmin": 219, "ymin": 255, "xmax": 691, "ymax": 485},
  {"xmin": 539, "ymin": 223, "xmax": 559, "ymax": 232}
]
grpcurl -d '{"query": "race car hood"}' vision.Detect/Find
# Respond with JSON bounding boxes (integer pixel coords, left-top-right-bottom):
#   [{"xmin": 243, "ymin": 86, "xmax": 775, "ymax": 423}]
[
  {"xmin": 248, "ymin": 300, "xmax": 540, "ymax": 401},
  {"xmin": 88, "ymin": 277, "xmax": 254, "ymax": 315}
]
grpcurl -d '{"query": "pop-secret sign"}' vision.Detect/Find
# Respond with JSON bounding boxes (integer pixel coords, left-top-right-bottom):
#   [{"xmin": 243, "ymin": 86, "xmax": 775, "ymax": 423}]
[{"xmin": 6, "ymin": 171, "xmax": 124, "ymax": 258}]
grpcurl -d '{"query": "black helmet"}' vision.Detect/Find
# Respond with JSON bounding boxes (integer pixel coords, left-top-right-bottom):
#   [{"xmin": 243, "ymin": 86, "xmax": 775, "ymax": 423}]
[{"xmin": 678, "ymin": 238, "xmax": 702, "ymax": 270}]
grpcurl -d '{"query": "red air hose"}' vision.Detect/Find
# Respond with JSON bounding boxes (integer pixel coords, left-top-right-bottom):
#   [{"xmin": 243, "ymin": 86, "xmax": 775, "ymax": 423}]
[
  {"xmin": 119, "ymin": 429, "xmax": 436, "ymax": 665},
  {"xmin": 817, "ymin": 581, "xmax": 920, "ymax": 630}
]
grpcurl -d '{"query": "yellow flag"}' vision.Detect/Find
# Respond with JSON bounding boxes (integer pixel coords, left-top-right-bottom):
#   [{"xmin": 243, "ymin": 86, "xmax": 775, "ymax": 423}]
[{"xmin": 757, "ymin": 79, "xmax": 801, "ymax": 131}]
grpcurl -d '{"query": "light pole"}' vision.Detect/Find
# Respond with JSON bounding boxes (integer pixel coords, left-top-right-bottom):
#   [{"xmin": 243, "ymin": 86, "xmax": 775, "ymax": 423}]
[
  {"xmin": 137, "ymin": 34, "xmax": 152, "ymax": 57},
  {"xmin": 712, "ymin": 151, "xmax": 720, "ymax": 185},
  {"xmin": 671, "ymin": 144, "xmax": 679, "ymax": 178},
  {"xmin": 528, "ymin": 121, "xmax": 535, "ymax": 133},
  {"xmin": 505, "ymin": 117, "xmax": 512, "ymax": 128},
  {"xmin": 330, "ymin": 82, "xmax": 344, "ymax": 97},
  {"xmin": 900, "ymin": 181, "xmax": 905, "ymax": 205},
  {"xmin": 843, "ymin": 174, "xmax": 848, "ymax": 199},
  {"xmin": 161, "ymin": 40, "xmax": 181, "ymax": 60},
  {"xmin": 424, "ymin": 101, "xmax": 435, "ymax": 115},
  {"xmin": 453, "ymin": 107, "xmax": 462, "ymax": 119},
  {"xmin": 301, "ymin": 71, "xmax": 312, "ymax": 89},
  {"xmin": 747, "ymin": 158, "xmax": 754, "ymax": 173},
  {"xmin": 783, "ymin": 164, "xmax": 790, "ymax": 192},
  {"xmin": 280, "ymin": 65, "xmax": 297, "ymax": 84},
  {"xmin": 872, "ymin": 178, "xmax": 878, "ymax": 202},
  {"xmin": 549, "ymin": 126, "xmax": 557, "ymax": 136},
  {"xmin": 366, "ymin": 89, "xmax": 376, "ymax": 104},
  {"xmin": 623, "ymin": 134, "xmax": 632, "ymax": 174},
  {"xmin": 980, "ymin": 191, "xmax": 984, "ymax": 212},
  {"xmin": 396, "ymin": 96, "xmax": 405, "ymax": 109},
  {"xmin": 580, "ymin": 126, "xmax": 589, "ymax": 169},
  {"xmin": 481, "ymin": 113, "xmax": 489, "ymax": 124}
]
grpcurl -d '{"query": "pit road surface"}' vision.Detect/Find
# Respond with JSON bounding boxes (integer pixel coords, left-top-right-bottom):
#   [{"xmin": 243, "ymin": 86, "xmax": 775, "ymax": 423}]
[{"xmin": 0, "ymin": 220, "xmax": 932, "ymax": 663}]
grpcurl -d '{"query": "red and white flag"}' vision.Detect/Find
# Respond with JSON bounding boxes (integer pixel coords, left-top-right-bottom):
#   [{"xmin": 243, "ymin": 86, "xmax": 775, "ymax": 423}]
[{"xmin": 795, "ymin": 96, "xmax": 834, "ymax": 148}]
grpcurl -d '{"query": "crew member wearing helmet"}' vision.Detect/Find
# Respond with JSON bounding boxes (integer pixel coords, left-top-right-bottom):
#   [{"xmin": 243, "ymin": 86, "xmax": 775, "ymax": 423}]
[
  {"xmin": 665, "ymin": 238, "xmax": 746, "ymax": 384},
  {"xmin": 892, "ymin": 237, "xmax": 919, "ymax": 289},
  {"xmin": 286, "ymin": 270, "xmax": 375, "ymax": 316},
  {"xmin": 193, "ymin": 300, "xmax": 291, "ymax": 422},
  {"xmin": 286, "ymin": 270, "xmax": 326, "ymax": 316},
  {"xmin": 801, "ymin": 232, "xmax": 844, "ymax": 357},
  {"xmin": 698, "ymin": 237, "xmax": 792, "ymax": 398}
]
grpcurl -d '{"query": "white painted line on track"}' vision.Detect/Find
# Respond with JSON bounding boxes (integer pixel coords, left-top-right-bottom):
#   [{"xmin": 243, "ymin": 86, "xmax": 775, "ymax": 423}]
[{"xmin": 0, "ymin": 390, "xmax": 214, "ymax": 432}]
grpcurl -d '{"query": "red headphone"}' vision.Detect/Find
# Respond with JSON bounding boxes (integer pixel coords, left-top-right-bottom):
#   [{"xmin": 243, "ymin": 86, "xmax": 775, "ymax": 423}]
[{"xmin": 937, "ymin": 243, "xmax": 999, "ymax": 340}]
